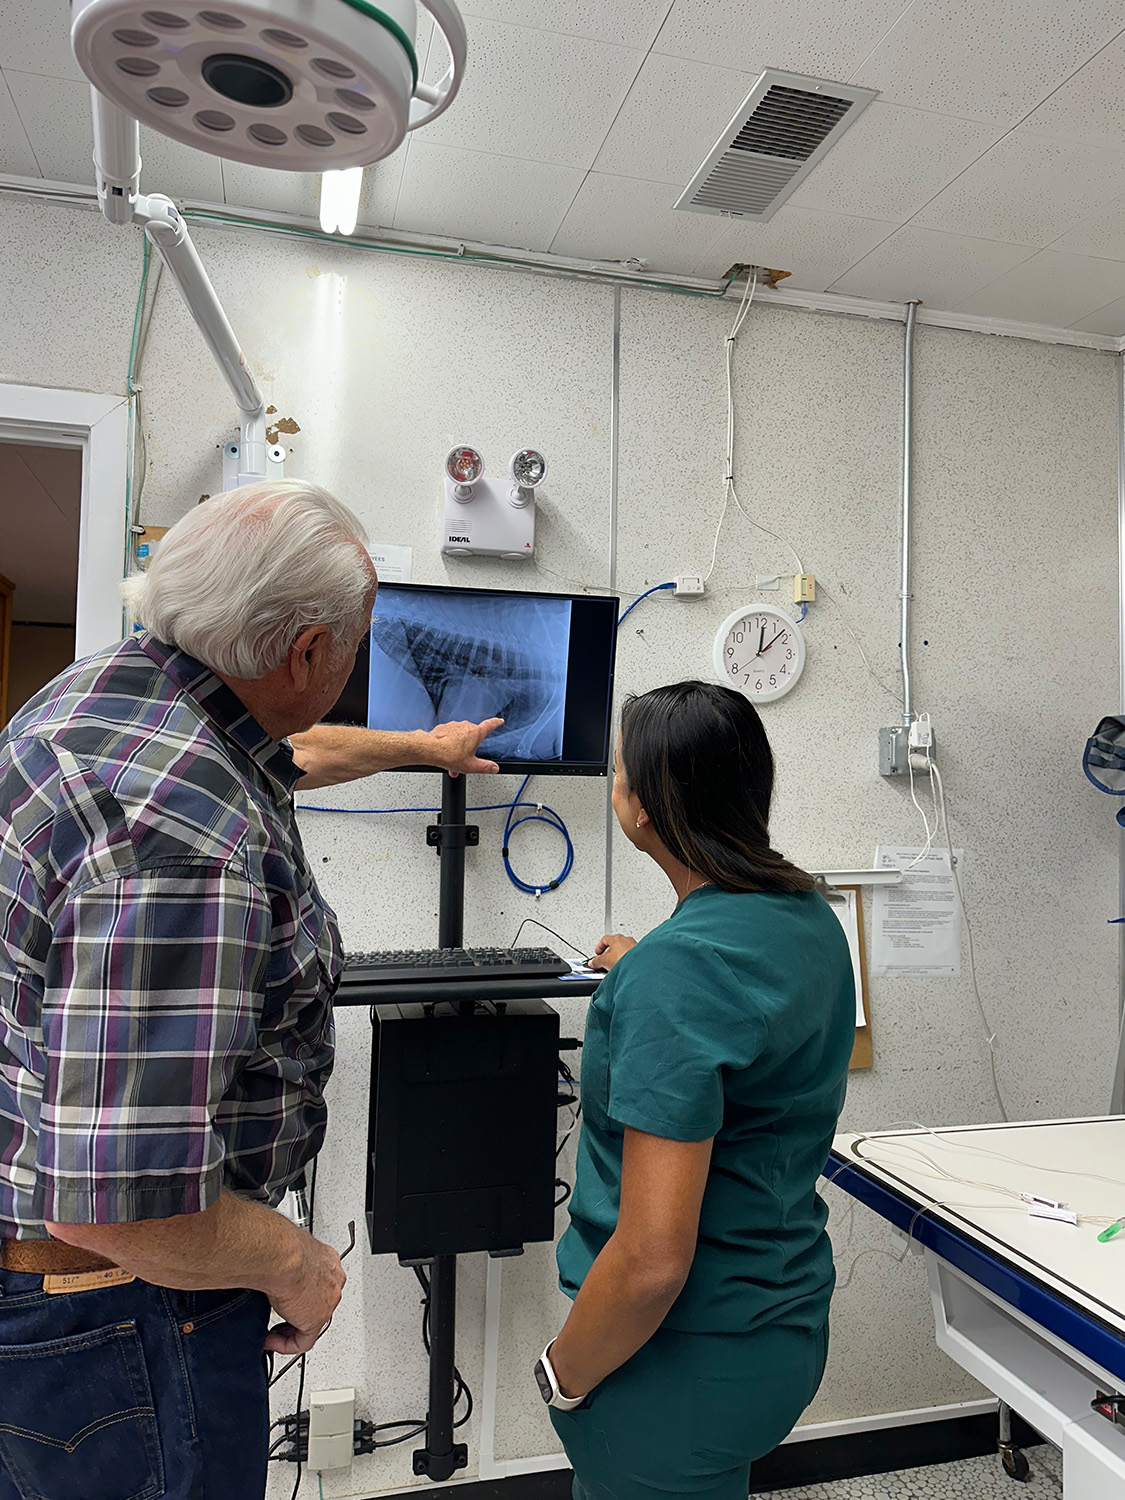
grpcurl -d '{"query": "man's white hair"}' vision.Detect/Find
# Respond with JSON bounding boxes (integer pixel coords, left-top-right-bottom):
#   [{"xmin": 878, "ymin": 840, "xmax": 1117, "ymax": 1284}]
[{"xmin": 122, "ymin": 480, "xmax": 371, "ymax": 679}]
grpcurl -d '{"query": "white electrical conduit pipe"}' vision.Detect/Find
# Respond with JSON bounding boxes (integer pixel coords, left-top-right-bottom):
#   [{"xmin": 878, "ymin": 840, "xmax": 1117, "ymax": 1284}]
[
  {"xmin": 900, "ymin": 300, "xmax": 921, "ymax": 727},
  {"xmin": 90, "ymin": 88, "xmax": 267, "ymax": 487}
]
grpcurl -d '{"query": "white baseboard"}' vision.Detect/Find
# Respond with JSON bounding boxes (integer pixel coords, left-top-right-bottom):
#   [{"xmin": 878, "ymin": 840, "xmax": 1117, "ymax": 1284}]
[
  {"xmin": 782, "ymin": 1397, "xmax": 998, "ymax": 1444},
  {"xmin": 482, "ymin": 1398, "xmax": 1000, "ymax": 1480}
]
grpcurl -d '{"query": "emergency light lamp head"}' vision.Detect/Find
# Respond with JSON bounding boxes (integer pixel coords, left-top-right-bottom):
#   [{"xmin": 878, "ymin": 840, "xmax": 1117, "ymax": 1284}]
[
  {"xmin": 508, "ymin": 448, "xmax": 546, "ymax": 508},
  {"xmin": 445, "ymin": 444, "xmax": 484, "ymax": 501},
  {"xmin": 510, "ymin": 449, "xmax": 546, "ymax": 489},
  {"xmin": 70, "ymin": 0, "xmax": 468, "ymax": 172}
]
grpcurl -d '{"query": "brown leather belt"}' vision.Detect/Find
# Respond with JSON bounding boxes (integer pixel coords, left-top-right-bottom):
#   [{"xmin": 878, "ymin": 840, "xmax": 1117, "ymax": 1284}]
[{"xmin": 1, "ymin": 1238, "xmax": 118, "ymax": 1275}]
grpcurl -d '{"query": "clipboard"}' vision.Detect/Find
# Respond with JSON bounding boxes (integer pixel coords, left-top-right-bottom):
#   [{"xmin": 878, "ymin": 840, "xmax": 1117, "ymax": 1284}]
[{"xmin": 823, "ymin": 884, "xmax": 873, "ymax": 1071}]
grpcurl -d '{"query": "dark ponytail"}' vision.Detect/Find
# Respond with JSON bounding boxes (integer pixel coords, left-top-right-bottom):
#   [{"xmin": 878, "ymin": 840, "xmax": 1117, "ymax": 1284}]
[{"xmin": 619, "ymin": 681, "xmax": 813, "ymax": 895}]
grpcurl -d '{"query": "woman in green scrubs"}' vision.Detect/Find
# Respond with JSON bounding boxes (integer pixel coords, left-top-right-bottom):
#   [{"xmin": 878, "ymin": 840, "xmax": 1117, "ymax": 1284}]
[{"xmin": 542, "ymin": 681, "xmax": 855, "ymax": 1500}]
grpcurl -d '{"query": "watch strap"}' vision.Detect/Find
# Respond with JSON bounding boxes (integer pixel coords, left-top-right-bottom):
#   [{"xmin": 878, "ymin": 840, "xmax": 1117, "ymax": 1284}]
[{"xmin": 537, "ymin": 1341, "xmax": 587, "ymax": 1411}]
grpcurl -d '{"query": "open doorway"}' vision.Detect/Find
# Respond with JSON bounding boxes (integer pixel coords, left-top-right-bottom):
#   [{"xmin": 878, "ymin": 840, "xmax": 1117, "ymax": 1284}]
[{"xmin": 0, "ymin": 442, "xmax": 82, "ymax": 726}]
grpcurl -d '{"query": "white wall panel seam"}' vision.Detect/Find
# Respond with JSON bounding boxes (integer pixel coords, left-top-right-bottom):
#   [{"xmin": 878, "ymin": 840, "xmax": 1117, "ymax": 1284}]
[{"xmin": 605, "ymin": 285, "xmax": 621, "ymax": 937}]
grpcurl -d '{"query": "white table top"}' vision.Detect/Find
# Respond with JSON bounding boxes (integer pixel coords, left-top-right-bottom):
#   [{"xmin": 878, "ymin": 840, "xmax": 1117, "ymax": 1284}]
[{"xmin": 832, "ymin": 1117, "xmax": 1125, "ymax": 1338}]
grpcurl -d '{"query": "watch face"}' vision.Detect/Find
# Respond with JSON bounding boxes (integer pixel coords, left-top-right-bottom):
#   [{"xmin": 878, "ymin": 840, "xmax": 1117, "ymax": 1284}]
[
  {"xmin": 534, "ymin": 1359, "xmax": 553, "ymax": 1403},
  {"xmin": 713, "ymin": 607, "xmax": 805, "ymax": 703}
]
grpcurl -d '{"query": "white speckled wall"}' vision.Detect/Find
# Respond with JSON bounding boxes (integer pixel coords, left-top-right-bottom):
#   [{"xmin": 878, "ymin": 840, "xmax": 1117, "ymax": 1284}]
[{"xmin": 1, "ymin": 192, "xmax": 1120, "ymax": 1496}]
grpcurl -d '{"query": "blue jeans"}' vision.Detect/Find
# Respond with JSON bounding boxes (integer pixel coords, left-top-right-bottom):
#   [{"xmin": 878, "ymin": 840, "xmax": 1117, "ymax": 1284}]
[{"xmin": 0, "ymin": 1268, "xmax": 271, "ymax": 1500}]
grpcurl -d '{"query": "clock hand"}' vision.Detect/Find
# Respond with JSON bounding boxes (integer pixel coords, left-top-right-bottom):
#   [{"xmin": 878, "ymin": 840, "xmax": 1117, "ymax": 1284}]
[
  {"xmin": 754, "ymin": 628, "xmax": 788, "ymax": 659},
  {"xmin": 757, "ymin": 624, "xmax": 765, "ymax": 657}
]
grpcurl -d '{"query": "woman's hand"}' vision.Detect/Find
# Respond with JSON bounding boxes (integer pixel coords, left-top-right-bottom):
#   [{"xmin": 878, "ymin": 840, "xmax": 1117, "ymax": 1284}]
[{"xmin": 588, "ymin": 934, "xmax": 637, "ymax": 971}]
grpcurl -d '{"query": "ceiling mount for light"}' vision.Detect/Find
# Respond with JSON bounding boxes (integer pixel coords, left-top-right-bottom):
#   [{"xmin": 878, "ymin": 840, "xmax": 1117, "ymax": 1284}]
[{"xmin": 71, "ymin": 0, "xmax": 468, "ymax": 171}]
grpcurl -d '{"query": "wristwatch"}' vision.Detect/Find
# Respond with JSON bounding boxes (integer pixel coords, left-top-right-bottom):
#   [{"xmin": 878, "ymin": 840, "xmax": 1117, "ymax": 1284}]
[{"xmin": 533, "ymin": 1340, "xmax": 587, "ymax": 1411}]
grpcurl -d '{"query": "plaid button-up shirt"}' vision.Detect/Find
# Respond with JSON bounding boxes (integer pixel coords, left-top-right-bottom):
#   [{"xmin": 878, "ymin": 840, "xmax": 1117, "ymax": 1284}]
[{"xmin": 0, "ymin": 632, "xmax": 340, "ymax": 1238}]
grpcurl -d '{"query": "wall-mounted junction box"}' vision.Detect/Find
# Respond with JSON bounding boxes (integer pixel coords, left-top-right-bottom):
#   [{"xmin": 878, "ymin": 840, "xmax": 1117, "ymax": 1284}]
[{"xmin": 879, "ymin": 726, "xmax": 937, "ymax": 777}]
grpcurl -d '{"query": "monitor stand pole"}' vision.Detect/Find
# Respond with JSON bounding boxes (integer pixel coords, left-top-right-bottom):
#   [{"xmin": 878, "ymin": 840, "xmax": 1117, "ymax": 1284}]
[
  {"xmin": 413, "ymin": 772, "xmax": 477, "ymax": 1481},
  {"xmin": 431, "ymin": 771, "xmax": 478, "ymax": 950}
]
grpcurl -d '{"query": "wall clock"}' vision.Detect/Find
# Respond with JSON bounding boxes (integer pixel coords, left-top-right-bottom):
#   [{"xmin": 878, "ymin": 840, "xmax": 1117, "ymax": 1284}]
[{"xmin": 713, "ymin": 605, "xmax": 806, "ymax": 703}]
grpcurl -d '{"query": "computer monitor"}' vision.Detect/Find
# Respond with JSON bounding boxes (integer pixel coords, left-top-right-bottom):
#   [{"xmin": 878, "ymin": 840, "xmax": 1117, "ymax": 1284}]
[{"xmin": 324, "ymin": 581, "xmax": 620, "ymax": 776}]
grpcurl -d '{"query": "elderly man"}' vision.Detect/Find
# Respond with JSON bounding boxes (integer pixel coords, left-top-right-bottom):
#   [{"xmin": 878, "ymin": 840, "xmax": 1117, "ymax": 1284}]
[{"xmin": 0, "ymin": 481, "xmax": 501, "ymax": 1500}]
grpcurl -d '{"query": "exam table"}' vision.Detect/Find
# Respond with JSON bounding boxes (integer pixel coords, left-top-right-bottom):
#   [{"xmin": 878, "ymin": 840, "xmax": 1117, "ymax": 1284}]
[{"xmin": 826, "ymin": 1118, "xmax": 1125, "ymax": 1496}]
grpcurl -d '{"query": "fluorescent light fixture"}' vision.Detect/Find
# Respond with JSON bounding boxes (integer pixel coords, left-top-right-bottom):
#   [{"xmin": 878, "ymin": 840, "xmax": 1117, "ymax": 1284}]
[{"xmin": 320, "ymin": 168, "xmax": 363, "ymax": 236}]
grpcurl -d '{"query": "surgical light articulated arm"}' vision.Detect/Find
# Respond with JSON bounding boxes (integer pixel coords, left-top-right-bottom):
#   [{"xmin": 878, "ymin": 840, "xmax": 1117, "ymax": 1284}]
[{"xmin": 92, "ymin": 88, "xmax": 268, "ymax": 488}]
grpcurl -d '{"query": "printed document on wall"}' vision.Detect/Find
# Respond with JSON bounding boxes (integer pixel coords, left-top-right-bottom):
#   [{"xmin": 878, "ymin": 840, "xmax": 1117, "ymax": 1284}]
[
  {"xmin": 871, "ymin": 846, "xmax": 963, "ymax": 976},
  {"xmin": 369, "ymin": 544, "xmax": 413, "ymax": 583}
]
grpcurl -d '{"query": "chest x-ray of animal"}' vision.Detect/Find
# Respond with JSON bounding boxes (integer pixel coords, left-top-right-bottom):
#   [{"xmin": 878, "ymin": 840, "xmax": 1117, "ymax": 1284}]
[{"xmin": 368, "ymin": 590, "xmax": 572, "ymax": 761}]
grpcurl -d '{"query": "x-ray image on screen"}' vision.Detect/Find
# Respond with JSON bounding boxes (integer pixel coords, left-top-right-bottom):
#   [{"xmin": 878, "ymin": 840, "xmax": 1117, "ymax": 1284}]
[{"xmin": 368, "ymin": 588, "xmax": 573, "ymax": 762}]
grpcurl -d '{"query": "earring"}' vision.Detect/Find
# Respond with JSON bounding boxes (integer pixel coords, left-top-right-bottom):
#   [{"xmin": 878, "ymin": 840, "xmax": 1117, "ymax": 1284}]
[{"xmin": 635, "ymin": 817, "xmax": 642, "ymax": 830}]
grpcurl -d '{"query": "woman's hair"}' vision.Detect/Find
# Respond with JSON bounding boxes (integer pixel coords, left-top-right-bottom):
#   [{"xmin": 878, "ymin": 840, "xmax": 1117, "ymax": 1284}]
[
  {"xmin": 619, "ymin": 680, "xmax": 814, "ymax": 895},
  {"xmin": 121, "ymin": 479, "xmax": 370, "ymax": 679}
]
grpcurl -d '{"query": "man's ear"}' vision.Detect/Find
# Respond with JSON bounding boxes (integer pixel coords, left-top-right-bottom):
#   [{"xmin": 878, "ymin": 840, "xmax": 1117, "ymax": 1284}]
[{"xmin": 288, "ymin": 626, "xmax": 330, "ymax": 687}]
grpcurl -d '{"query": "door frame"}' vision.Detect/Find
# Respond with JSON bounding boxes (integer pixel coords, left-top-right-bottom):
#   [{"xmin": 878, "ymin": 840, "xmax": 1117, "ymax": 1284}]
[{"xmin": 0, "ymin": 384, "xmax": 129, "ymax": 658}]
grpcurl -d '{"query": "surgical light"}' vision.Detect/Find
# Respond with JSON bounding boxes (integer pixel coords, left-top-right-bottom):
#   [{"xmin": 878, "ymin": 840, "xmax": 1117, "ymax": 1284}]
[
  {"xmin": 70, "ymin": 0, "xmax": 468, "ymax": 171},
  {"xmin": 320, "ymin": 166, "xmax": 363, "ymax": 234}
]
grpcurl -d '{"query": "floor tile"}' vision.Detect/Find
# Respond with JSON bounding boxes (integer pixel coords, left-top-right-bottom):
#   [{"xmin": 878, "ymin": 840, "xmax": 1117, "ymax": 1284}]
[{"xmin": 755, "ymin": 1445, "xmax": 1063, "ymax": 1499}]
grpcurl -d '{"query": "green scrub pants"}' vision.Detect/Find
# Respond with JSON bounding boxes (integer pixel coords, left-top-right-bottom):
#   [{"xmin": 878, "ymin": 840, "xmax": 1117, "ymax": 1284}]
[{"xmin": 550, "ymin": 1321, "xmax": 828, "ymax": 1500}]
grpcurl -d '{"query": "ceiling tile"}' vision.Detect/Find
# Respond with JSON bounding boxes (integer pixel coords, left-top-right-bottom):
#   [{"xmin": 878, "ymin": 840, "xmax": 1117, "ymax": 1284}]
[
  {"xmin": 953, "ymin": 250, "xmax": 1125, "ymax": 327},
  {"xmin": 592, "ymin": 53, "xmax": 756, "ymax": 187},
  {"xmin": 654, "ymin": 0, "xmax": 907, "ymax": 77},
  {"xmin": 394, "ymin": 141, "xmax": 584, "ymax": 251},
  {"xmin": 1073, "ymin": 294, "xmax": 1125, "ymax": 337},
  {"xmin": 830, "ymin": 225, "xmax": 1034, "ymax": 307},
  {"xmin": 460, "ymin": 1, "xmax": 673, "ymax": 49},
  {"xmin": 851, "ymin": 0, "xmax": 1125, "ymax": 127},
  {"xmin": 138, "ymin": 126, "xmax": 229, "ymax": 203},
  {"xmin": 220, "ymin": 162, "xmax": 320, "ymax": 220},
  {"xmin": 220, "ymin": 146, "xmax": 408, "ymax": 227},
  {"xmin": 788, "ymin": 102, "xmax": 1000, "ymax": 222},
  {"xmin": 0, "ymin": 70, "xmax": 40, "ymax": 177},
  {"xmin": 1023, "ymin": 33, "xmax": 1125, "ymax": 152},
  {"xmin": 912, "ymin": 130, "xmax": 1125, "ymax": 247},
  {"xmin": 550, "ymin": 173, "xmax": 728, "ymax": 273},
  {"xmin": 0, "ymin": 0, "xmax": 85, "ymax": 84},
  {"xmin": 691, "ymin": 205, "xmax": 898, "ymax": 290},
  {"xmin": 421, "ymin": 17, "xmax": 644, "ymax": 169},
  {"xmin": 1052, "ymin": 194, "xmax": 1125, "ymax": 262},
  {"xmin": 359, "ymin": 146, "xmax": 410, "ymax": 229},
  {"xmin": 4, "ymin": 71, "xmax": 224, "ymax": 202}
]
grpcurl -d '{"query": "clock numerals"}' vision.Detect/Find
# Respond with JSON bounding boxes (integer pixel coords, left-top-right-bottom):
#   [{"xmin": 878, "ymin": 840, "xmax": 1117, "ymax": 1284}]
[{"xmin": 715, "ymin": 607, "xmax": 805, "ymax": 703}]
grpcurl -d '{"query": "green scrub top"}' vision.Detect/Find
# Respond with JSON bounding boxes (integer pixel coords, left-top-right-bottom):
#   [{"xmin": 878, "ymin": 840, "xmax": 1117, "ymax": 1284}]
[{"xmin": 557, "ymin": 885, "xmax": 855, "ymax": 1335}]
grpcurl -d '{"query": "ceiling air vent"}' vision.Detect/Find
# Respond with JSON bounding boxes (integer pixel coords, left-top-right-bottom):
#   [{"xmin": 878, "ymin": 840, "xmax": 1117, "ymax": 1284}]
[{"xmin": 676, "ymin": 70, "xmax": 877, "ymax": 222}]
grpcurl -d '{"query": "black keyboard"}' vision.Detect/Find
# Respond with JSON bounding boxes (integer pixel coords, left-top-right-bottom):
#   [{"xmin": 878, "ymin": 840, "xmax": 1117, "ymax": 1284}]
[{"xmin": 340, "ymin": 946, "xmax": 570, "ymax": 985}]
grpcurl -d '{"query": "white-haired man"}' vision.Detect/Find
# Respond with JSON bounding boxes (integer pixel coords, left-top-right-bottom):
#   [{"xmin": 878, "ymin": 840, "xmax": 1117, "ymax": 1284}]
[{"xmin": 0, "ymin": 481, "xmax": 502, "ymax": 1500}]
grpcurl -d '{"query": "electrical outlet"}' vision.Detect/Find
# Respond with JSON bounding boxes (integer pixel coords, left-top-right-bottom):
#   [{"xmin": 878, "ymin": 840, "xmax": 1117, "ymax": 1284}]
[
  {"xmin": 879, "ymin": 726, "xmax": 937, "ymax": 776},
  {"xmin": 307, "ymin": 1389, "xmax": 355, "ymax": 1472},
  {"xmin": 673, "ymin": 575, "xmax": 705, "ymax": 596}
]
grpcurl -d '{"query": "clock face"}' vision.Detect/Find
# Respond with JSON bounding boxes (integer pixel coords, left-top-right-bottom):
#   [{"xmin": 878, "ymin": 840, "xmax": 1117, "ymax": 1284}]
[{"xmin": 713, "ymin": 606, "xmax": 806, "ymax": 703}]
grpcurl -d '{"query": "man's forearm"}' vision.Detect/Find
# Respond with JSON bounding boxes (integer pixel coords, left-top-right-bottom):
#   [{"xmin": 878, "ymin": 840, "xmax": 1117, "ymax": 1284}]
[
  {"xmin": 290, "ymin": 725, "xmax": 430, "ymax": 789},
  {"xmin": 47, "ymin": 1192, "xmax": 305, "ymax": 1296}
]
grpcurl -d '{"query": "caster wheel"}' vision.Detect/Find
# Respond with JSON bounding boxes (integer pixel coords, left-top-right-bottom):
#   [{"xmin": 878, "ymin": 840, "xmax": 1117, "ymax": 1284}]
[{"xmin": 1001, "ymin": 1446, "xmax": 1031, "ymax": 1482}]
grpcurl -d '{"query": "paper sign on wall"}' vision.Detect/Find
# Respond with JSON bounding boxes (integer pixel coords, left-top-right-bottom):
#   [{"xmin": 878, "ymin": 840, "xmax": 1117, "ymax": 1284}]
[
  {"xmin": 370, "ymin": 544, "xmax": 412, "ymax": 583},
  {"xmin": 871, "ymin": 845, "xmax": 964, "ymax": 977}
]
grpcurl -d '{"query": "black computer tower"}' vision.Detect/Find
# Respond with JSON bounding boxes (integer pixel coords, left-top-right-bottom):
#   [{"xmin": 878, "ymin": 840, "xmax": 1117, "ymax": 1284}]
[{"xmin": 365, "ymin": 999, "xmax": 560, "ymax": 1261}]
